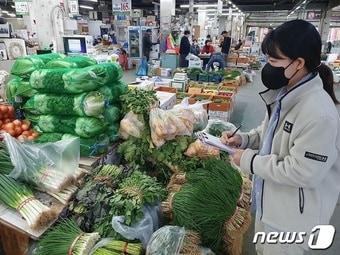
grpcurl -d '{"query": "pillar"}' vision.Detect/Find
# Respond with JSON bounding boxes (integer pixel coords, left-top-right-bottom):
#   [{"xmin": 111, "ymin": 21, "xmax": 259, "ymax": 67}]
[{"xmin": 319, "ymin": 7, "xmax": 332, "ymax": 46}]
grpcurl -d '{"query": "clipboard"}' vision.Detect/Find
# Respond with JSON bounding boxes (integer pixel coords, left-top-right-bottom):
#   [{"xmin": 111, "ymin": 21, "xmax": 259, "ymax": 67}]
[{"xmin": 196, "ymin": 132, "xmax": 236, "ymax": 154}]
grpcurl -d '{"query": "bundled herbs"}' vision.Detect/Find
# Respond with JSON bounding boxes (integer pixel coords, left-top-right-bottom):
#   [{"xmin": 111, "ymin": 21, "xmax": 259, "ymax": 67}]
[
  {"xmin": 110, "ymin": 171, "xmax": 166, "ymax": 226},
  {"xmin": 120, "ymin": 89, "xmax": 158, "ymax": 116},
  {"xmin": 36, "ymin": 219, "xmax": 100, "ymax": 255},
  {"xmin": 162, "ymin": 159, "xmax": 242, "ymax": 253},
  {"xmin": 0, "ymin": 174, "xmax": 56, "ymax": 229},
  {"xmin": 92, "ymin": 240, "xmax": 143, "ymax": 255},
  {"xmin": 68, "ymin": 165, "xmax": 129, "ymax": 236},
  {"xmin": 0, "ymin": 142, "xmax": 14, "ymax": 175}
]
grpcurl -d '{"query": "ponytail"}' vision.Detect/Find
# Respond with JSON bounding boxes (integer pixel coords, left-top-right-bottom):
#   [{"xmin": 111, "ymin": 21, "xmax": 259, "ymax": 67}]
[{"xmin": 318, "ymin": 63, "xmax": 339, "ymax": 104}]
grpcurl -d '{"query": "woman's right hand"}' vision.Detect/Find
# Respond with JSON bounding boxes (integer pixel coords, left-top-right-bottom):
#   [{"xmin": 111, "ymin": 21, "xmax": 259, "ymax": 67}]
[{"xmin": 220, "ymin": 131, "xmax": 242, "ymax": 148}]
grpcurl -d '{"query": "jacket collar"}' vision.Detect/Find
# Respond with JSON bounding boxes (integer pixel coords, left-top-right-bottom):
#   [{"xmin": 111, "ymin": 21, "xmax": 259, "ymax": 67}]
[{"xmin": 259, "ymin": 73, "xmax": 322, "ymax": 114}]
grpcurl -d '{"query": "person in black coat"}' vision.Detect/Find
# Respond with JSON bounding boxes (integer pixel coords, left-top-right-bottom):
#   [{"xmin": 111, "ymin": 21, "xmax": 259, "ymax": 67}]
[
  {"xmin": 143, "ymin": 29, "xmax": 153, "ymax": 61},
  {"xmin": 179, "ymin": 30, "xmax": 191, "ymax": 67},
  {"xmin": 220, "ymin": 31, "xmax": 231, "ymax": 61}
]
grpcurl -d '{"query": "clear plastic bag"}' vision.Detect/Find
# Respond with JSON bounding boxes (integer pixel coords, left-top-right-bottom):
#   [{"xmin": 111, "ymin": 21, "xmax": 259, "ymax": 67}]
[
  {"xmin": 3, "ymin": 133, "xmax": 79, "ymax": 192},
  {"xmin": 203, "ymin": 119, "xmax": 237, "ymax": 137},
  {"xmin": 112, "ymin": 205, "xmax": 161, "ymax": 248},
  {"xmin": 174, "ymin": 97, "xmax": 209, "ymax": 131},
  {"xmin": 185, "ymin": 139, "xmax": 220, "ymax": 158},
  {"xmin": 119, "ymin": 112, "xmax": 145, "ymax": 139}
]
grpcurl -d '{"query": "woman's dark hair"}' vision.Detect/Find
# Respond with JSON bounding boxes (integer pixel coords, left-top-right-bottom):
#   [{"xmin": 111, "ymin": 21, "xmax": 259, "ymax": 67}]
[
  {"xmin": 205, "ymin": 40, "xmax": 211, "ymax": 46},
  {"xmin": 184, "ymin": 30, "xmax": 191, "ymax": 35},
  {"xmin": 262, "ymin": 19, "xmax": 339, "ymax": 104}
]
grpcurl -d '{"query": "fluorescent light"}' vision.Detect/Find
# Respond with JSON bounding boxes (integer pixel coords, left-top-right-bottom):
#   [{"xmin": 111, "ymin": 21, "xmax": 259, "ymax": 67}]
[
  {"xmin": 2, "ymin": 11, "xmax": 8, "ymax": 14},
  {"xmin": 180, "ymin": 4, "xmax": 218, "ymax": 8},
  {"xmin": 79, "ymin": 5, "xmax": 94, "ymax": 10},
  {"xmin": 232, "ymin": 4, "xmax": 236, "ymax": 8},
  {"xmin": 8, "ymin": 13, "xmax": 16, "ymax": 17},
  {"xmin": 303, "ymin": 0, "xmax": 307, "ymax": 3},
  {"xmin": 85, "ymin": 0, "xmax": 98, "ymax": 2},
  {"xmin": 11, "ymin": 5, "xmax": 15, "ymax": 8}
]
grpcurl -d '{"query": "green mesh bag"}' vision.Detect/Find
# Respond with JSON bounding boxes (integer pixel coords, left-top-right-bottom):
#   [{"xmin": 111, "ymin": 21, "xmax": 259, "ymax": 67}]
[
  {"xmin": 33, "ymin": 115, "xmax": 107, "ymax": 138},
  {"xmin": 98, "ymin": 81, "xmax": 128, "ymax": 104},
  {"xmin": 30, "ymin": 69, "xmax": 70, "ymax": 94},
  {"xmin": 46, "ymin": 56, "xmax": 97, "ymax": 69},
  {"xmin": 35, "ymin": 133, "xmax": 64, "ymax": 143},
  {"xmin": 6, "ymin": 77, "xmax": 38, "ymax": 103},
  {"xmin": 32, "ymin": 53, "xmax": 65, "ymax": 64},
  {"xmin": 62, "ymin": 133, "xmax": 110, "ymax": 156},
  {"xmin": 62, "ymin": 63, "xmax": 123, "ymax": 94},
  {"xmin": 11, "ymin": 57, "xmax": 45, "ymax": 78},
  {"xmin": 23, "ymin": 92, "xmax": 105, "ymax": 117},
  {"xmin": 107, "ymin": 123, "xmax": 119, "ymax": 142},
  {"xmin": 103, "ymin": 106, "xmax": 121, "ymax": 123}
]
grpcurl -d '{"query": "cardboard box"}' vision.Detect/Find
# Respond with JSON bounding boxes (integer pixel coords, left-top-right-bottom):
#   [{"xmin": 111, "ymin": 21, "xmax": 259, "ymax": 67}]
[
  {"xmin": 155, "ymin": 86, "xmax": 177, "ymax": 93},
  {"xmin": 153, "ymin": 77, "xmax": 173, "ymax": 87},
  {"xmin": 160, "ymin": 68, "xmax": 172, "ymax": 78},
  {"xmin": 171, "ymin": 80, "xmax": 186, "ymax": 92},
  {"xmin": 189, "ymin": 59, "xmax": 203, "ymax": 68},
  {"xmin": 188, "ymin": 87, "xmax": 203, "ymax": 95},
  {"xmin": 156, "ymin": 91, "xmax": 177, "ymax": 110},
  {"xmin": 208, "ymin": 110, "xmax": 231, "ymax": 122}
]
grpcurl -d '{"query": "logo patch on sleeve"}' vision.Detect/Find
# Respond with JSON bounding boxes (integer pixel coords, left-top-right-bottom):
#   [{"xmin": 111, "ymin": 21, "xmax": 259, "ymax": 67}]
[
  {"xmin": 305, "ymin": 152, "xmax": 328, "ymax": 162},
  {"xmin": 283, "ymin": 121, "xmax": 293, "ymax": 133}
]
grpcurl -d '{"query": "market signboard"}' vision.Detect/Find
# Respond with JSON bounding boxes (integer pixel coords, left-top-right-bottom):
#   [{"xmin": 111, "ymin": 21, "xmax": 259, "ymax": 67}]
[
  {"xmin": 112, "ymin": 0, "xmax": 131, "ymax": 14},
  {"xmin": 14, "ymin": 0, "xmax": 31, "ymax": 15},
  {"xmin": 68, "ymin": 0, "xmax": 79, "ymax": 15}
]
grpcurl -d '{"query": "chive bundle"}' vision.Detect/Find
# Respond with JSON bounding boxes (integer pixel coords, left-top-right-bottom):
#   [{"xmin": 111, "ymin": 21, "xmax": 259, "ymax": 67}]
[
  {"xmin": 0, "ymin": 174, "xmax": 56, "ymax": 229},
  {"xmin": 163, "ymin": 159, "xmax": 243, "ymax": 252},
  {"xmin": 92, "ymin": 240, "xmax": 143, "ymax": 255},
  {"xmin": 0, "ymin": 142, "xmax": 14, "ymax": 175},
  {"xmin": 36, "ymin": 219, "xmax": 100, "ymax": 255}
]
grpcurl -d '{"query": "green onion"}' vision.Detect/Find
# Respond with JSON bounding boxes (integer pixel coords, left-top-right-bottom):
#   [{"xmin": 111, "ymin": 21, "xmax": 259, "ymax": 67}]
[
  {"xmin": 0, "ymin": 174, "xmax": 56, "ymax": 229},
  {"xmin": 36, "ymin": 219, "xmax": 100, "ymax": 255},
  {"xmin": 46, "ymin": 185, "xmax": 78, "ymax": 205},
  {"xmin": 0, "ymin": 142, "xmax": 14, "ymax": 175},
  {"xmin": 93, "ymin": 240, "xmax": 142, "ymax": 255}
]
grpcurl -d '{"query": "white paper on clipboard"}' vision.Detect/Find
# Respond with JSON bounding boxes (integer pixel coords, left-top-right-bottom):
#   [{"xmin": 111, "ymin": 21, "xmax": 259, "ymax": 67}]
[{"xmin": 196, "ymin": 132, "xmax": 236, "ymax": 154}]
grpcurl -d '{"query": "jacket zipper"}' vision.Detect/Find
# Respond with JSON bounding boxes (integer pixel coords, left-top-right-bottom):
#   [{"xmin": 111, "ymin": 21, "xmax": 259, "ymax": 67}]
[{"xmin": 299, "ymin": 188, "xmax": 305, "ymax": 214}]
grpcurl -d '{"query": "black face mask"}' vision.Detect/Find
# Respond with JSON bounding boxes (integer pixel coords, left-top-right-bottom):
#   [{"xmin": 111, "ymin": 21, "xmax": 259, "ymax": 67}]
[{"xmin": 261, "ymin": 61, "xmax": 299, "ymax": 90}]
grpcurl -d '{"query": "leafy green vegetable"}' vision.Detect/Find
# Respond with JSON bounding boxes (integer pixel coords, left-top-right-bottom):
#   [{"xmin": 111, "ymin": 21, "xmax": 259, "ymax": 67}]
[
  {"xmin": 120, "ymin": 89, "xmax": 158, "ymax": 115},
  {"xmin": 11, "ymin": 56, "xmax": 45, "ymax": 78},
  {"xmin": 46, "ymin": 55, "xmax": 96, "ymax": 68},
  {"xmin": 30, "ymin": 68, "xmax": 70, "ymax": 94},
  {"xmin": 110, "ymin": 171, "xmax": 166, "ymax": 226}
]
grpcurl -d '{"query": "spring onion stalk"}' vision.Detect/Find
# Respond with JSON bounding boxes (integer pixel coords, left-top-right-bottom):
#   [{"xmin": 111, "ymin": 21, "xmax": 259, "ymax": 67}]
[
  {"xmin": 37, "ymin": 219, "xmax": 100, "ymax": 255},
  {"xmin": 46, "ymin": 185, "xmax": 78, "ymax": 205},
  {"xmin": 0, "ymin": 142, "xmax": 14, "ymax": 175},
  {"xmin": 97, "ymin": 165, "xmax": 122, "ymax": 178},
  {"xmin": 93, "ymin": 241, "xmax": 143, "ymax": 255},
  {"xmin": 0, "ymin": 174, "xmax": 56, "ymax": 229},
  {"xmin": 32, "ymin": 166, "xmax": 74, "ymax": 193}
]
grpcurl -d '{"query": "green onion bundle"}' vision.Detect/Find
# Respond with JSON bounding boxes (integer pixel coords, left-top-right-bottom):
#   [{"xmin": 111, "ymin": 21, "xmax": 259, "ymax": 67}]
[
  {"xmin": 96, "ymin": 165, "xmax": 122, "ymax": 179},
  {"xmin": 31, "ymin": 166, "xmax": 74, "ymax": 193},
  {"xmin": 0, "ymin": 174, "xmax": 56, "ymax": 229},
  {"xmin": 163, "ymin": 159, "xmax": 242, "ymax": 252},
  {"xmin": 46, "ymin": 185, "xmax": 78, "ymax": 205},
  {"xmin": 93, "ymin": 240, "xmax": 142, "ymax": 255},
  {"xmin": 0, "ymin": 142, "xmax": 14, "ymax": 175},
  {"xmin": 36, "ymin": 219, "xmax": 100, "ymax": 255}
]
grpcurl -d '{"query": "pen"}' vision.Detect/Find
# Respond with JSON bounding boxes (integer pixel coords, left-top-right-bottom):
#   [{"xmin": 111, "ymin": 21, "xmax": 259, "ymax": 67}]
[{"xmin": 229, "ymin": 124, "xmax": 242, "ymax": 138}]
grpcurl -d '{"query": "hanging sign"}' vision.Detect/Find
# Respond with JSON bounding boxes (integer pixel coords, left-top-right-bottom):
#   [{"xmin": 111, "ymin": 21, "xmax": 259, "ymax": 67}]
[
  {"xmin": 68, "ymin": 0, "xmax": 79, "ymax": 15},
  {"xmin": 112, "ymin": 0, "xmax": 131, "ymax": 14},
  {"xmin": 14, "ymin": 0, "xmax": 31, "ymax": 15}
]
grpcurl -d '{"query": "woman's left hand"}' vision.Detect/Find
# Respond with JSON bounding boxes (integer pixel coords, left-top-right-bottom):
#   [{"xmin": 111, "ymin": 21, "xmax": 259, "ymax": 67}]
[{"xmin": 231, "ymin": 149, "xmax": 245, "ymax": 166}]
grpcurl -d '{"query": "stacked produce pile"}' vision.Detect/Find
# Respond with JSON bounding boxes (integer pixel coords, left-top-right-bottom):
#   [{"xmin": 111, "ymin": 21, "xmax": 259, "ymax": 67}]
[{"xmin": 8, "ymin": 54, "xmax": 127, "ymax": 156}]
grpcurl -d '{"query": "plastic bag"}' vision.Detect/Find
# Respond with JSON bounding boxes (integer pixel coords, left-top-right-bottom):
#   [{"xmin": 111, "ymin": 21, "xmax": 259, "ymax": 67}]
[
  {"xmin": 149, "ymin": 108, "xmax": 196, "ymax": 147},
  {"xmin": 174, "ymin": 98, "xmax": 209, "ymax": 131},
  {"xmin": 11, "ymin": 56, "xmax": 45, "ymax": 78},
  {"xmin": 30, "ymin": 68, "xmax": 70, "ymax": 94},
  {"xmin": 203, "ymin": 119, "xmax": 236, "ymax": 137},
  {"xmin": 3, "ymin": 132, "xmax": 79, "ymax": 192},
  {"xmin": 63, "ymin": 63, "xmax": 123, "ymax": 94},
  {"xmin": 119, "ymin": 112, "xmax": 145, "ymax": 139},
  {"xmin": 185, "ymin": 139, "xmax": 220, "ymax": 158},
  {"xmin": 46, "ymin": 56, "xmax": 97, "ymax": 68},
  {"xmin": 136, "ymin": 57, "xmax": 148, "ymax": 77},
  {"xmin": 23, "ymin": 92, "xmax": 105, "ymax": 117},
  {"xmin": 29, "ymin": 115, "xmax": 107, "ymax": 138},
  {"xmin": 112, "ymin": 205, "xmax": 161, "ymax": 248}
]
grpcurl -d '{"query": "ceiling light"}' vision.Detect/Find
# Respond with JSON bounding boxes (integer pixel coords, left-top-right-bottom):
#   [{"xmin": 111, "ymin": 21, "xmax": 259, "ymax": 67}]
[
  {"xmin": 11, "ymin": 5, "xmax": 15, "ymax": 8},
  {"xmin": 180, "ymin": 4, "xmax": 218, "ymax": 8},
  {"xmin": 2, "ymin": 11, "xmax": 8, "ymax": 14},
  {"xmin": 79, "ymin": 5, "xmax": 94, "ymax": 10},
  {"xmin": 84, "ymin": 0, "xmax": 98, "ymax": 2},
  {"xmin": 232, "ymin": 4, "xmax": 236, "ymax": 8},
  {"xmin": 302, "ymin": 0, "xmax": 307, "ymax": 3},
  {"xmin": 8, "ymin": 13, "xmax": 16, "ymax": 17}
]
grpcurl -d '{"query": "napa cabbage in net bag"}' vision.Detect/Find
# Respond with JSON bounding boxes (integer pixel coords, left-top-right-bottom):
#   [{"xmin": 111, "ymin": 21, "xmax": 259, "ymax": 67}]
[
  {"xmin": 62, "ymin": 133, "xmax": 110, "ymax": 157},
  {"xmin": 23, "ymin": 91, "xmax": 105, "ymax": 117},
  {"xmin": 32, "ymin": 115, "xmax": 107, "ymax": 138},
  {"xmin": 103, "ymin": 106, "xmax": 121, "ymax": 123},
  {"xmin": 3, "ymin": 132, "xmax": 79, "ymax": 193},
  {"xmin": 11, "ymin": 56, "xmax": 45, "ymax": 78},
  {"xmin": 30, "ymin": 69, "xmax": 70, "ymax": 94},
  {"xmin": 35, "ymin": 133, "xmax": 64, "ymax": 143},
  {"xmin": 62, "ymin": 63, "xmax": 123, "ymax": 94},
  {"xmin": 6, "ymin": 77, "xmax": 38, "ymax": 102},
  {"xmin": 107, "ymin": 123, "xmax": 119, "ymax": 142},
  {"xmin": 46, "ymin": 56, "xmax": 97, "ymax": 68},
  {"xmin": 98, "ymin": 81, "xmax": 128, "ymax": 104},
  {"xmin": 32, "ymin": 53, "xmax": 65, "ymax": 64}
]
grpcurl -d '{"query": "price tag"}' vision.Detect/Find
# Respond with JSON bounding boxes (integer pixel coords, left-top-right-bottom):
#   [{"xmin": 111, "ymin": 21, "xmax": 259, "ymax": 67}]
[{"xmin": 112, "ymin": 0, "xmax": 131, "ymax": 13}]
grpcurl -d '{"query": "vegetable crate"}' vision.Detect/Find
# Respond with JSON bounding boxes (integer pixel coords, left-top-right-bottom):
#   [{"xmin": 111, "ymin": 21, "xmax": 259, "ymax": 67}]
[
  {"xmin": 155, "ymin": 86, "xmax": 177, "ymax": 93},
  {"xmin": 208, "ymin": 95, "xmax": 234, "ymax": 122},
  {"xmin": 188, "ymin": 94, "xmax": 212, "ymax": 109}
]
